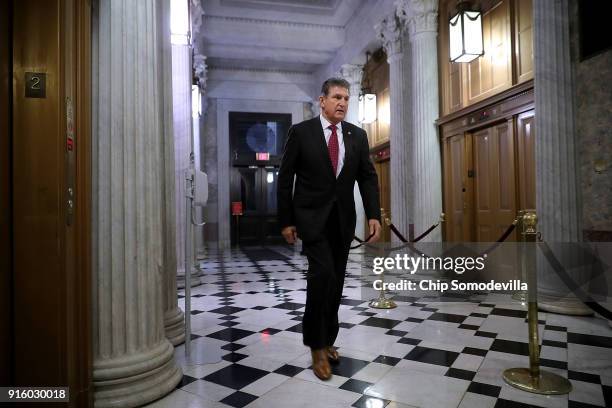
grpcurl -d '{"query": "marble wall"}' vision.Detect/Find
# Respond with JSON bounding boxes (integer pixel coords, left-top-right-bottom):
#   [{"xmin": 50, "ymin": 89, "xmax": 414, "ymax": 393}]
[
  {"xmin": 202, "ymin": 98, "xmax": 219, "ymax": 244},
  {"xmin": 569, "ymin": 0, "xmax": 612, "ymax": 239}
]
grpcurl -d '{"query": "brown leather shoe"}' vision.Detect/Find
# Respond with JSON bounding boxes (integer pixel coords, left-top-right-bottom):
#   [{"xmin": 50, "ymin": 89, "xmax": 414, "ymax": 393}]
[
  {"xmin": 311, "ymin": 348, "xmax": 332, "ymax": 381},
  {"xmin": 327, "ymin": 346, "xmax": 340, "ymax": 364}
]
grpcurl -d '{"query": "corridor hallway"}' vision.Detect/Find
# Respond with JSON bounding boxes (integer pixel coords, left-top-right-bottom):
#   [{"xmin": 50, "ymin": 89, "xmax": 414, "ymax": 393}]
[{"xmin": 145, "ymin": 246, "xmax": 612, "ymax": 408}]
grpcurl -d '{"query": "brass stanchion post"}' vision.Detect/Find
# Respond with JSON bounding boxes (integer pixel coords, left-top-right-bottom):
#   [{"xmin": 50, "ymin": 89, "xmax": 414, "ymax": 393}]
[
  {"xmin": 369, "ymin": 208, "xmax": 396, "ymax": 309},
  {"xmin": 512, "ymin": 210, "xmax": 527, "ymax": 302},
  {"xmin": 502, "ymin": 212, "xmax": 572, "ymax": 394}
]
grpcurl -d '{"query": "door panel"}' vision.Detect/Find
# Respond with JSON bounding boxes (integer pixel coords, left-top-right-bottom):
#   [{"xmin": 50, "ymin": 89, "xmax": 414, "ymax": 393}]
[
  {"xmin": 231, "ymin": 167, "xmax": 283, "ymax": 245},
  {"xmin": 443, "ymin": 134, "xmax": 470, "ymax": 241},
  {"xmin": 0, "ymin": 0, "xmax": 11, "ymax": 386},
  {"xmin": 517, "ymin": 111, "xmax": 536, "ymax": 212},
  {"xmin": 375, "ymin": 160, "xmax": 390, "ymax": 242},
  {"xmin": 473, "ymin": 121, "xmax": 517, "ymax": 242}
]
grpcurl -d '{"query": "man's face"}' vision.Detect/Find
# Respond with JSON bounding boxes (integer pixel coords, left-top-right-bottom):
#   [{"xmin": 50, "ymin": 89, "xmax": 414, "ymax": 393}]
[{"xmin": 320, "ymin": 86, "xmax": 349, "ymax": 124}]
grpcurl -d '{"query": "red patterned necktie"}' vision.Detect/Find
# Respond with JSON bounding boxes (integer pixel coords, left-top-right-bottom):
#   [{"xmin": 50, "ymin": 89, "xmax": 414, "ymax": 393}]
[{"xmin": 327, "ymin": 124, "xmax": 339, "ymax": 176}]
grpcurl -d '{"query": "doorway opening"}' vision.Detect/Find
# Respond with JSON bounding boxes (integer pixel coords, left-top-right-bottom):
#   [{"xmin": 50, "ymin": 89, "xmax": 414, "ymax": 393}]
[{"xmin": 229, "ymin": 112, "xmax": 290, "ymax": 246}]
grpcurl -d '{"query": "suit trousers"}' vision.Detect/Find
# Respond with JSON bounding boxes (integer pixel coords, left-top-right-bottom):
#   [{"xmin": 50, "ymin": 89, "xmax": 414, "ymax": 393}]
[{"xmin": 301, "ymin": 204, "xmax": 350, "ymax": 350}]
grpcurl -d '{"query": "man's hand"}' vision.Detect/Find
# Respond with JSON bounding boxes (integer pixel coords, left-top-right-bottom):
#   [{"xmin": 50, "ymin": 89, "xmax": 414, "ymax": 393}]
[
  {"xmin": 367, "ymin": 219, "xmax": 382, "ymax": 243},
  {"xmin": 281, "ymin": 226, "xmax": 298, "ymax": 244}
]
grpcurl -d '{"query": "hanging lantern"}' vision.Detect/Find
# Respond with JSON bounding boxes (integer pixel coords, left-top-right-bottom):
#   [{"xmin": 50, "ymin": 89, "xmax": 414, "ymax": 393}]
[
  {"xmin": 358, "ymin": 51, "xmax": 377, "ymax": 124},
  {"xmin": 449, "ymin": 1, "xmax": 484, "ymax": 63},
  {"xmin": 358, "ymin": 93, "xmax": 377, "ymax": 124}
]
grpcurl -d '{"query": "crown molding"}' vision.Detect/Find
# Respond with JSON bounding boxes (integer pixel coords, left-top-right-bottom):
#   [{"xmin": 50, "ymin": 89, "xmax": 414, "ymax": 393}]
[{"xmin": 203, "ymin": 14, "xmax": 345, "ymax": 31}]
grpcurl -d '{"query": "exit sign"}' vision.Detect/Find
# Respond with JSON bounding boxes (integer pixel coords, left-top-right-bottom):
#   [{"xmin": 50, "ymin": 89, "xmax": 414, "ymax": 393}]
[{"xmin": 256, "ymin": 152, "xmax": 269, "ymax": 161}]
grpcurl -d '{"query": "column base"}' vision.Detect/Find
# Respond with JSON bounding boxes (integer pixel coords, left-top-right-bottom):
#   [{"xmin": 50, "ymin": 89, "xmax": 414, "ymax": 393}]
[
  {"xmin": 537, "ymin": 293, "xmax": 593, "ymax": 316},
  {"xmin": 93, "ymin": 340, "xmax": 182, "ymax": 408},
  {"xmin": 176, "ymin": 267, "xmax": 203, "ymax": 289},
  {"xmin": 164, "ymin": 307, "xmax": 186, "ymax": 346}
]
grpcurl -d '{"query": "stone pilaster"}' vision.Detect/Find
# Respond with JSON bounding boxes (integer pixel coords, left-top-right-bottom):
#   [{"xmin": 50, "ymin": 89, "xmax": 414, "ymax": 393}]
[
  {"xmin": 172, "ymin": 43, "xmax": 203, "ymax": 288},
  {"xmin": 92, "ymin": 0, "xmax": 182, "ymax": 406},
  {"xmin": 376, "ymin": 12, "xmax": 411, "ymax": 241},
  {"xmin": 533, "ymin": 0, "xmax": 589, "ymax": 315},
  {"xmin": 159, "ymin": 0, "xmax": 185, "ymax": 346},
  {"xmin": 400, "ymin": 0, "xmax": 442, "ymax": 241},
  {"xmin": 339, "ymin": 63, "xmax": 367, "ymax": 242}
]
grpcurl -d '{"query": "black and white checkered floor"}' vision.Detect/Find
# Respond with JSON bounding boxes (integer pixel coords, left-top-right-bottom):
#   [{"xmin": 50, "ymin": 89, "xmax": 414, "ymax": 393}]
[{"xmin": 144, "ymin": 246, "xmax": 612, "ymax": 408}]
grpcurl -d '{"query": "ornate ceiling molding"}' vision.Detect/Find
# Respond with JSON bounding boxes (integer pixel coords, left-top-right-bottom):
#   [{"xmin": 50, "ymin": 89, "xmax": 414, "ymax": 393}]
[
  {"xmin": 375, "ymin": 12, "xmax": 405, "ymax": 59},
  {"xmin": 203, "ymin": 14, "xmax": 344, "ymax": 31},
  {"xmin": 193, "ymin": 54, "xmax": 208, "ymax": 91},
  {"xmin": 339, "ymin": 64, "xmax": 363, "ymax": 89},
  {"xmin": 396, "ymin": 0, "xmax": 438, "ymax": 37}
]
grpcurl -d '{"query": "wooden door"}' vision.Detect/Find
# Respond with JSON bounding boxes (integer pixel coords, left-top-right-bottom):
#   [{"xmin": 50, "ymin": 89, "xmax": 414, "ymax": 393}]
[
  {"xmin": 375, "ymin": 160, "xmax": 391, "ymax": 242},
  {"xmin": 443, "ymin": 134, "xmax": 472, "ymax": 241},
  {"xmin": 472, "ymin": 121, "xmax": 517, "ymax": 241},
  {"xmin": 0, "ymin": 0, "xmax": 11, "ymax": 386},
  {"xmin": 516, "ymin": 111, "xmax": 536, "ymax": 213},
  {"xmin": 11, "ymin": 0, "xmax": 92, "ymax": 405}
]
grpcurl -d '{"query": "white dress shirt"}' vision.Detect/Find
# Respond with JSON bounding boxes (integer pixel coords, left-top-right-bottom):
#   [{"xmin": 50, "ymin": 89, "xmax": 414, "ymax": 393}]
[{"xmin": 320, "ymin": 114, "xmax": 345, "ymax": 178}]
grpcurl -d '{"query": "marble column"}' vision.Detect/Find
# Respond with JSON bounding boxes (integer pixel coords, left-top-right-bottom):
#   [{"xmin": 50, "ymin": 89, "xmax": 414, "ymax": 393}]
[
  {"xmin": 159, "ymin": 0, "xmax": 185, "ymax": 346},
  {"xmin": 193, "ymin": 54, "xmax": 207, "ymax": 260},
  {"xmin": 172, "ymin": 43, "xmax": 203, "ymax": 288},
  {"xmin": 376, "ymin": 12, "xmax": 412, "ymax": 241},
  {"xmin": 533, "ymin": 0, "xmax": 589, "ymax": 315},
  {"xmin": 92, "ymin": 0, "xmax": 182, "ymax": 406},
  {"xmin": 339, "ymin": 63, "xmax": 367, "ymax": 243},
  {"xmin": 401, "ymin": 0, "xmax": 442, "ymax": 241}
]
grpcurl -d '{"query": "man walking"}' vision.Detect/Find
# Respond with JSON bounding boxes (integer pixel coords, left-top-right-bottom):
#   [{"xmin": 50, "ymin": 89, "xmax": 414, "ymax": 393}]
[{"xmin": 277, "ymin": 78, "xmax": 382, "ymax": 380}]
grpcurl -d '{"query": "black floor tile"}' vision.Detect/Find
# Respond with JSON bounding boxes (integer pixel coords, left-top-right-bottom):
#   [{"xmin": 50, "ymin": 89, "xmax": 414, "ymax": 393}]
[
  {"xmin": 462, "ymin": 347, "xmax": 488, "ymax": 357},
  {"xmin": 445, "ymin": 367, "xmax": 476, "ymax": 381},
  {"xmin": 340, "ymin": 298, "xmax": 365, "ymax": 306},
  {"xmin": 220, "ymin": 315, "xmax": 239, "ymax": 321},
  {"xmin": 221, "ymin": 343, "xmax": 246, "ymax": 352},
  {"xmin": 209, "ymin": 306, "xmax": 246, "ymax": 315},
  {"xmin": 220, "ymin": 391, "xmax": 258, "ymax": 408},
  {"xmin": 385, "ymin": 329, "xmax": 408, "ymax": 337},
  {"xmin": 458, "ymin": 324, "xmax": 480, "ymax": 330},
  {"xmin": 470, "ymin": 312, "xmax": 489, "ymax": 318},
  {"xmin": 568, "ymin": 332, "xmax": 612, "ymax": 349},
  {"xmin": 359, "ymin": 317, "xmax": 401, "ymax": 329},
  {"xmin": 330, "ymin": 356, "xmax": 370, "ymax": 377},
  {"xmin": 212, "ymin": 291, "xmax": 241, "ymax": 297},
  {"xmin": 286, "ymin": 323, "xmax": 303, "ymax": 333},
  {"xmin": 190, "ymin": 310, "xmax": 204, "ymax": 315},
  {"xmin": 475, "ymin": 331, "xmax": 497, "ymax": 338},
  {"xmin": 358, "ymin": 311, "xmax": 377, "ymax": 317},
  {"xmin": 404, "ymin": 346, "xmax": 459, "ymax": 367},
  {"xmin": 568, "ymin": 370, "xmax": 601, "ymax": 384},
  {"xmin": 176, "ymin": 374, "xmax": 198, "ymax": 389},
  {"xmin": 274, "ymin": 364, "xmax": 304, "ymax": 377},
  {"xmin": 222, "ymin": 352, "xmax": 248, "ymax": 363},
  {"xmin": 467, "ymin": 381, "xmax": 501, "ymax": 398},
  {"xmin": 494, "ymin": 398, "xmax": 540, "ymax": 407},
  {"xmin": 398, "ymin": 337, "xmax": 421, "ymax": 346},
  {"xmin": 339, "ymin": 378, "xmax": 373, "ymax": 394},
  {"xmin": 490, "ymin": 308, "xmax": 527, "ymax": 318},
  {"xmin": 542, "ymin": 339, "xmax": 567, "ymax": 349},
  {"xmin": 405, "ymin": 317, "xmax": 424, "ymax": 323},
  {"xmin": 260, "ymin": 328, "xmax": 281, "ymax": 335},
  {"xmin": 207, "ymin": 328, "xmax": 256, "ymax": 342},
  {"xmin": 428, "ymin": 312, "xmax": 467, "ymax": 324},
  {"xmin": 545, "ymin": 324, "xmax": 567, "ymax": 332},
  {"xmin": 373, "ymin": 355, "xmax": 401, "ymax": 366},
  {"xmin": 273, "ymin": 302, "xmax": 305, "ymax": 311},
  {"xmin": 339, "ymin": 322, "xmax": 356, "ymax": 329},
  {"xmin": 540, "ymin": 358, "xmax": 568, "ymax": 370},
  {"xmin": 203, "ymin": 364, "xmax": 269, "ymax": 389},
  {"xmin": 220, "ymin": 321, "xmax": 240, "ymax": 327},
  {"xmin": 351, "ymin": 395, "xmax": 390, "ymax": 408},
  {"xmin": 489, "ymin": 339, "xmax": 529, "ymax": 356}
]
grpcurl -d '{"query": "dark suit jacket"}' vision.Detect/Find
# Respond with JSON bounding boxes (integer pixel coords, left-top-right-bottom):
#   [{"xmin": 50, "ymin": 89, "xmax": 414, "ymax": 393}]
[{"xmin": 277, "ymin": 117, "xmax": 381, "ymax": 244}]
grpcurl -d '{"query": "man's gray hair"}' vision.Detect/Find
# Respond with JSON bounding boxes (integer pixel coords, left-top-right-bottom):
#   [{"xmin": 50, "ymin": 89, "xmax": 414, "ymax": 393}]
[{"xmin": 320, "ymin": 77, "xmax": 350, "ymax": 96}]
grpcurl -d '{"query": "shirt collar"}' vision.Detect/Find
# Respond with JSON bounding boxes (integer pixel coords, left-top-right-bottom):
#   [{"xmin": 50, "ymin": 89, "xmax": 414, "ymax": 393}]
[{"xmin": 320, "ymin": 114, "xmax": 342, "ymax": 132}]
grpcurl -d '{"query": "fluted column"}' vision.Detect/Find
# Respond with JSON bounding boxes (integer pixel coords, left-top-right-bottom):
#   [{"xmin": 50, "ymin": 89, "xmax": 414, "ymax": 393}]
[
  {"xmin": 159, "ymin": 0, "xmax": 185, "ymax": 346},
  {"xmin": 376, "ymin": 12, "xmax": 411, "ymax": 241},
  {"xmin": 193, "ymin": 54, "xmax": 207, "ymax": 261},
  {"xmin": 339, "ymin": 63, "xmax": 367, "ymax": 242},
  {"xmin": 533, "ymin": 0, "xmax": 589, "ymax": 315},
  {"xmin": 173, "ymin": 43, "xmax": 202, "ymax": 288},
  {"xmin": 92, "ymin": 0, "xmax": 183, "ymax": 406},
  {"xmin": 402, "ymin": 0, "xmax": 442, "ymax": 241}
]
